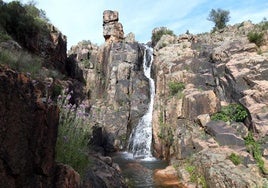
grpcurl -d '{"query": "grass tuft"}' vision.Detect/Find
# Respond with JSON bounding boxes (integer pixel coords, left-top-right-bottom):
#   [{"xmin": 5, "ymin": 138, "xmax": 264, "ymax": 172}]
[
  {"xmin": 228, "ymin": 153, "xmax": 242, "ymax": 165},
  {"xmin": 168, "ymin": 81, "xmax": 185, "ymax": 96},
  {"xmin": 245, "ymin": 132, "xmax": 267, "ymax": 174},
  {"xmin": 0, "ymin": 49, "xmax": 42, "ymax": 77}
]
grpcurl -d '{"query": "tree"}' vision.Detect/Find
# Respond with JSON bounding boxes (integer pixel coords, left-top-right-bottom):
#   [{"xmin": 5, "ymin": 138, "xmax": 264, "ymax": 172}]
[{"xmin": 207, "ymin": 8, "xmax": 230, "ymax": 30}]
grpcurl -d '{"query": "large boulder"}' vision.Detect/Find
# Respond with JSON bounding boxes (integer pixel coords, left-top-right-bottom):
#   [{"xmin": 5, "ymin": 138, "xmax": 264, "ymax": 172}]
[
  {"xmin": 154, "ymin": 166, "xmax": 183, "ymax": 187},
  {"xmin": 205, "ymin": 121, "xmax": 245, "ymax": 147},
  {"xmin": 194, "ymin": 148, "xmax": 267, "ymax": 188},
  {"xmin": 181, "ymin": 90, "xmax": 220, "ymax": 120},
  {"xmin": 82, "ymin": 154, "xmax": 127, "ymax": 188}
]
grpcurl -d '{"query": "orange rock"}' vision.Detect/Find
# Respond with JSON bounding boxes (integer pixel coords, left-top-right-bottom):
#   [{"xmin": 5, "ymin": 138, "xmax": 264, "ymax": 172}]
[{"xmin": 154, "ymin": 166, "xmax": 186, "ymax": 188}]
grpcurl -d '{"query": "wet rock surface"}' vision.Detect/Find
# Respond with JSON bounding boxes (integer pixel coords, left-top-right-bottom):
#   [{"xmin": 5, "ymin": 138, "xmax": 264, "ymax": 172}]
[
  {"xmin": 83, "ymin": 154, "xmax": 127, "ymax": 188},
  {"xmin": 154, "ymin": 166, "xmax": 186, "ymax": 188}
]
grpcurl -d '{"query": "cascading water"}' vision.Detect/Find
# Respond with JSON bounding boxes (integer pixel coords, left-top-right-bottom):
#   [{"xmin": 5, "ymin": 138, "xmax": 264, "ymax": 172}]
[
  {"xmin": 128, "ymin": 45, "xmax": 155, "ymax": 159},
  {"xmin": 112, "ymin": 45, "xmax": 176, "ymax": 187}
]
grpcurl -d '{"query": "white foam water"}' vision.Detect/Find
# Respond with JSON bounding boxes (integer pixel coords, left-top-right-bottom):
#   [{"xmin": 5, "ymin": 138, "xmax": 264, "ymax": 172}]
[{"xmin": 128, "ymin": 45, "xmax": 155, "ymax": 159}]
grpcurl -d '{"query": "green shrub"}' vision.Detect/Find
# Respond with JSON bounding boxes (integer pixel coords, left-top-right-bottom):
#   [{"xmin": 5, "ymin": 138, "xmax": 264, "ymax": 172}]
[
  {"xmin": 0, "ymin": 1, "xmax": 49, "ymax": 51},
  {"xmin": 186, "ymin": 164, "xmax": 195, "ymax": 174},
  {"xmin": 259, "ymin": 17, "xmax": 268, "ymax": 31},
  {"xmin": 151, "ymin": 27, "xmax": 174, "ymax": 46},
  {"xmin": 228, "ymin": 153, "xmax": 242, "ymax": 165},
  {"xmin": 51, "ymin": 84, "xmax": 63, "ymax": 100},
  {"xmin": 211, "ymin": 112, "xmax": 229, "ymax": 122},
  {"xmin": 82, "ymin": 59, "xmax": 94, "ymax": 69},
  {"xmin": 0, "ymin": 49, "xmax": 42, "ymax": 77},
  {"xmin": 168, "ymin": 81, "xmax": 185, "ymax": 96},
  {"xmin": 0, "ymin": 31, "xmax": 11, "ymax": 42},
  {"xmin": 211, "ymin": 103, "xmax": 248, "ymax": 122},
  {"xmin": 247, "ymin": 31, "xmax": 264, "ymax": 47},
  {"xmin": 56, "ymin": 90, "xmax": 92, "ymax": 178},
  {"xmin": 245, "ymin": 132, "xmax": 266, "ymax": 173}
]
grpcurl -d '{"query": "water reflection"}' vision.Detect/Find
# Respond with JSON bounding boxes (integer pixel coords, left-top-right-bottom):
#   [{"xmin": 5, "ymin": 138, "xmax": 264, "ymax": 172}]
[{"xmin": 111, "ymin": 152, "xmax": 182, "ymax": 188}]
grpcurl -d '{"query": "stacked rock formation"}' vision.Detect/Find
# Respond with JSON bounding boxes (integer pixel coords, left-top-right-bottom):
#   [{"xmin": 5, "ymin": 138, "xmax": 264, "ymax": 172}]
[{"xmin": 103, "ymin": 10, "xmax": 124, "ymax": 43}]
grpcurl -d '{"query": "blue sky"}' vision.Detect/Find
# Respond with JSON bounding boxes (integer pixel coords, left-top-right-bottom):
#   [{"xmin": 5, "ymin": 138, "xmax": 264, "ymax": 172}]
[{"xmin": 4, "ymin": 0, "xmax": 268, "ymax": 49}]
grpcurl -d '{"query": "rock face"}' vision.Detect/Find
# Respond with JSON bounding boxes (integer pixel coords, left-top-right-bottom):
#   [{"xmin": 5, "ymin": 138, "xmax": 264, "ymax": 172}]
[
  {"xmin": 54, "ymin": 164, "xmax": 81, "ymax": 188},
  {"xmin": 152, "ymin": 33, "xmax": 219, "ymax": 159},
  {"xmin": 0, "ymin": 66, "xmax": 79, "ymax": 188},
  {"xmin": 103, "ymin": 10, "xmax": 124, "ymax": 43},
  {"xmin": 152, "ymin": 21, "xmax": 268, "ymax": 186},
  {"xmin": 67, "ymin": 11, "xmax": 149, "ymax": 152},
  {"xmin": 67, "ymin": 40, "xmax": 99, "ymax": 82},
  {"xmin": 42, "ymin": 24, "xmax": 67, "ymax": 72},
  {"xmin": 90, "ymin": 42, "xmax": 149, "ymax": 151},
  {"xmin": 211, "ymin": 40, "xmax": 268, "ymax": 136},
  {"xmin": 66, "ymin": 14, "xmax": 268, "ymax": 187},
  {"xmin": 0, "ymin": 66, "xmax": 58, "ymax": 187},
  {"xmin": 182, "ymin": 90, "xmax": 220, "ymax": 120}
]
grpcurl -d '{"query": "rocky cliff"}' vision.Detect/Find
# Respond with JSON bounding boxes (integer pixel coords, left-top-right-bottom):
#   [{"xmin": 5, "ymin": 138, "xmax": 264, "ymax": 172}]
[
  {"xmin": 68, "ymin": 10, "xmax": 150, "ymax": 152},
  {"xmin": 151, "ymin": 22, "xmax": 268, "ymax": 187},
  {"xmin": 42, "ymin": 24, "xmax": 67, "ymax": 72},
  {"xmin": 0, "ymin": 2, "xmax": 125, "ymax": 188},
  {"xmin": 68, "ymin": 11, "xmax": 268, "ymax": 187},
  {"xmin": 0, "ymin": 65, "xmax": 80, "ymax": 188}
]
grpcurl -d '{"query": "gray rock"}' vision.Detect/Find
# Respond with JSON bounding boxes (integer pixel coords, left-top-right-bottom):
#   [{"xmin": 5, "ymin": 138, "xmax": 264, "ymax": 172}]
[
  {"xmin": 215, "ymin": 133, "xmax": 245, "ymax": 147},
  {"xmin": 205, "ymin": 121, "xmax": 245, "ymax": 147},
  {"xmin": 181, "ymin": 90, "xmax": 220, "ymax": 120},
  {"xmin": 194, "ymin": 149, "xmax": 266, "ymax": 188},
  {"xmin": 83, "ymin": 154, "xmax": 127, "ymax": 188},
  {"xmin": 124, "ymin": 32, "xmax": 135, "ymax": 43}
]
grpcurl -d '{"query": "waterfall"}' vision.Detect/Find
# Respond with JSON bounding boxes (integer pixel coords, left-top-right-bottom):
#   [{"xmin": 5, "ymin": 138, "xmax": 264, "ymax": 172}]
[{"xmin": 128, "ymin": 45, "xmax": 155, "ymax": 159}]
